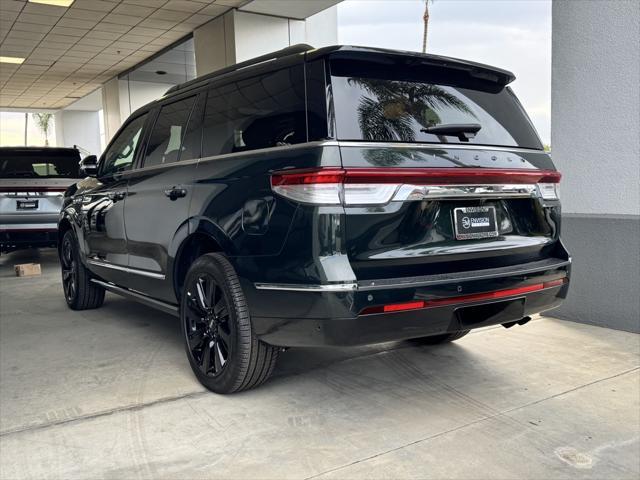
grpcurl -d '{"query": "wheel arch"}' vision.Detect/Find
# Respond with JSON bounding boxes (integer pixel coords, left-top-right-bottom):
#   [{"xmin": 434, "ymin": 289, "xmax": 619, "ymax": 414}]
[
  {"xmin": 172, "ymin": 225, "xmax": 231, "ymax": 300},
  {"xmin": 57, "ymin": 215, "xmax": 73, "ymax": 254}
]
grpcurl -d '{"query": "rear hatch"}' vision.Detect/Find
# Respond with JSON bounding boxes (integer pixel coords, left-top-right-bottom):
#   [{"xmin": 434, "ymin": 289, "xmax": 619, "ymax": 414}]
[
  {"xmin": 0, "ymin": 148, "xmax": 81, "ymax": 225},
  {"xmin": 328, "ymin": 53, "xmax": 562, "ymax": 280}
]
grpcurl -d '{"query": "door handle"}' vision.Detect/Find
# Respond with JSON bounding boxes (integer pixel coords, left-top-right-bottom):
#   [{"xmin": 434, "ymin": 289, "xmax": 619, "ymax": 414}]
[
  {"xmin": 164, "ymin": 187, "xmax": 187, "ymax": 201},
  {"xmin": 108, "ymin": 190, "xmax": 126, "ymax": 201}
]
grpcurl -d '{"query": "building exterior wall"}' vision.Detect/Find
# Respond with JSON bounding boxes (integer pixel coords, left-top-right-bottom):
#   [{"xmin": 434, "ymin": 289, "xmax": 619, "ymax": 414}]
[
  {"xmin": 551, "ymin": 0, "xmax": 640, "ymax": 332},
  {"xmin": 305, "ymin": 6, "xmax": 339, "ymax": 49}
]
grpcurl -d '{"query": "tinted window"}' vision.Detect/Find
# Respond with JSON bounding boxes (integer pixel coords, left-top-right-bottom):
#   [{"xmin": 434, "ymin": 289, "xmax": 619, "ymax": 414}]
[
  {"xmin": 0, "ymin": 149, "xmax": 81, "ymax": 178},
  {"xmin": 331, "ymin": 72, "xmax": 542, "ymax": 149},
  {"xmin": 143, "ymin": 97, "xmax": 196, "ymax": 167},
  {"xmin": 306, "ymin": 60, "xmax": 330, "ymax": 141},
  {"xmin": 202, "ymin": 65, "xmax": 306, "ymax": 157},
  {"xmin": 180, "ymin": 94, "xmax": 204, "ymax": 161},
  {"xmin": 100, "ymin": 113, "xmax": 147, "ymax": 177}
]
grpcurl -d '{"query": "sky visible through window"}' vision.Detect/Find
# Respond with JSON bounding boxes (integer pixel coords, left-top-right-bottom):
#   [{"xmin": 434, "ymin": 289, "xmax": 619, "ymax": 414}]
[{"xmin": 337, "ymin": 0, "xmax": 552, "ymax": 145}]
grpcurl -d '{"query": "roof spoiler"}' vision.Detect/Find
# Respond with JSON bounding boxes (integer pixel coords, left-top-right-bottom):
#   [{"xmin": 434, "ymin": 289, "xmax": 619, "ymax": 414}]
[
  {"xmin": 165, "ymin": 43, "xmax": 314, "ymax": 96},
  {"xmin": 314, "ymin": 46, "xmax": 516, "ymax": 88}
]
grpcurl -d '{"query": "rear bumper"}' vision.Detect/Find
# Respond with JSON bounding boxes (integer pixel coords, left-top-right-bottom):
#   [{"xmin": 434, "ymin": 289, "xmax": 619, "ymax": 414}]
[
  {"xmin": 245, "ymin": 256, "xmax": 571, "ymax": 347},
  {"xmin": 0, "ymin": 227, "xmax": 58, "ymax": 252}
]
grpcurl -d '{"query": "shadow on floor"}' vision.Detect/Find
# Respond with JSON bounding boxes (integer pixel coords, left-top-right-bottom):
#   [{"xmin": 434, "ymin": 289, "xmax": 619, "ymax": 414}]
[{"xmin": 0, "ymin": 247, "xmax": 487, "ymax": 387}]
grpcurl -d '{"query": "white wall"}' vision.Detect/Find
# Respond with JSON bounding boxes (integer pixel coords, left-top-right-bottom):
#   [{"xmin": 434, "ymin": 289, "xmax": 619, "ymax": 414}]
[
  {"xmin": 118, "ymin": 79, "xmax": 173, "ymax": 123},
  {"xmin": 54, "ymin": 110, "xmax": 101, "ymax": 156},
  {"xmin": 551, "ymin": 0, "xmax": 640, "ymax": 216},
  {"xmin": 233, "ymin": 11, "xmax": 303, "ymax": 62}
]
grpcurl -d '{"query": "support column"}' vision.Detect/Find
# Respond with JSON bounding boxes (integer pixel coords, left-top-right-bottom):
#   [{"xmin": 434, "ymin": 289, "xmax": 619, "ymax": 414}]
[
  {"xmin": 193, "ymin": 7, "xmax": 338, "ymax": 76},
  {"xmin": 551, "ymin": 0, "xmax": 639, "ymax": 332},
  {"xmin": 101, "ymin": 78, "xmax": 121, "ymax": 142}
]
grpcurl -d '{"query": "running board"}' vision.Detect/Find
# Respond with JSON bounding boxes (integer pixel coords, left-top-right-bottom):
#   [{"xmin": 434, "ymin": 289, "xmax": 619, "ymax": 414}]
[{"xmin": 90, "ymin": 279, "xmax": 179, "ymax": 317}]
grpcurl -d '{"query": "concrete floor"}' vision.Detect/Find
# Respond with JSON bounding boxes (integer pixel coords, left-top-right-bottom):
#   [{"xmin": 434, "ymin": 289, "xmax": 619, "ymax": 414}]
[{"xmin": 0, "ymin": 249, "xmax": 638, "ymax": 480}]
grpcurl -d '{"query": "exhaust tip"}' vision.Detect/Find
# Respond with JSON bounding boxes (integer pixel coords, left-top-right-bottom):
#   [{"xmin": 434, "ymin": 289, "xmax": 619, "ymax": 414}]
[
  {"xmin": 502, "ymin": 316, "xmax": 532, "ymax": 329},
  {"xmin": 517, "ymin": 316, "xmax": 532, "ymax": 326}
]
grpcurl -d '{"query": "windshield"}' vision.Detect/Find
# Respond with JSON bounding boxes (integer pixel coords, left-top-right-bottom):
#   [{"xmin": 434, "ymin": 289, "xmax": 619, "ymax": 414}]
[
  {"xmin": 0, "ymin": 149, "xmax": 81, "ymax": 179},
  {"xmin": 330, "ymin": 73, "xmax": 543, "ymax": 149}
]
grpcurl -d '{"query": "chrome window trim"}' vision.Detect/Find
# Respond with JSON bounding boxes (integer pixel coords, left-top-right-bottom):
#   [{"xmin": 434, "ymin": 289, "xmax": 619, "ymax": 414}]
[
  {"xmin": 122, "ymin": 141, "xmax": 339, "ymax": 175},
  {"xmin": 336, "ymin": 141, "xmax": 547, "ymax": 154},
  {"xmin": 87, "ymin": 259, "xmax": 166, "ymax": 280},
  {"xmin": 120, "ymin": 140, "xmax": 547, "ymax": 176},
  {"xmin": 196, "ymin": 141, "xmax": 339, "ymax": 166}
]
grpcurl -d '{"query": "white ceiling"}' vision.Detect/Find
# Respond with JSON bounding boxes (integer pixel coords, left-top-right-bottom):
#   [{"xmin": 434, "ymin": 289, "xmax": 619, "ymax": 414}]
[
  {"xmin": 0, "ymin": 0, "xmax": 249, "ymax": 109},
  {"xmin": 240, "ymin": 0, "xmax": 340, "ymax": 20}
]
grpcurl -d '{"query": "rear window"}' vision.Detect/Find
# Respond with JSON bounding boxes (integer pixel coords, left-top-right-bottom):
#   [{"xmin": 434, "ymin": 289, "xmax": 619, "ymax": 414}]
[
  {"xmin": 0, "ymin": 149, "xmax": 81, "ymax": 178},
  {"xmin": 330, "ymin": 66, "xmax": 543, "ymax": 149}
]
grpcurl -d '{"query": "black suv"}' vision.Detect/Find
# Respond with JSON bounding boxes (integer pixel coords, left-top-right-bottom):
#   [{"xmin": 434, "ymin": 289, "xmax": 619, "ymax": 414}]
[{"xmin": 59, "ymin": 45, "xmax": 570, "ymax": 393}]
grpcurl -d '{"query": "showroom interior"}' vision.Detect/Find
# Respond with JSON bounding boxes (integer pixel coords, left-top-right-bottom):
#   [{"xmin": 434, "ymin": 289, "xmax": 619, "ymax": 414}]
[{"xmin": 0, "ymin": 0, "xmax": 638, "ymax": 479}]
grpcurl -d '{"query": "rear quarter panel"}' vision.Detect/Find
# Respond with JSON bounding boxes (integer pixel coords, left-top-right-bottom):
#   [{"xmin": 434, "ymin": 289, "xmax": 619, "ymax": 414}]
[{"xmin": 187, "ymin": 144, "xmax": 342, "ymax": 258}]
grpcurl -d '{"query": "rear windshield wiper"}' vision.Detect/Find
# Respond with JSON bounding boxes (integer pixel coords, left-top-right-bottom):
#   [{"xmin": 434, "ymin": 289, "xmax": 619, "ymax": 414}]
[{"xmin": 421, "ymin": 123, "xmax": 482, "ymax": 142}]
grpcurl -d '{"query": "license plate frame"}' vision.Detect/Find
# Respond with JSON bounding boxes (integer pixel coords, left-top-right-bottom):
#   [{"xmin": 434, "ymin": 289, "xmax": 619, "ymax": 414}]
[{"xmin": 453, "ymin": 206, "xmax": 498, "ymax": 240}]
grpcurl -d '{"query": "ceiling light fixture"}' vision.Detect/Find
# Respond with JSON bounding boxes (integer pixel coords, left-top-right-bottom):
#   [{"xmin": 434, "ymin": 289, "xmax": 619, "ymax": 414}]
[
  {"xmin": 28, "ymin": 0, "xmax": 75, "ymax": 7},
  {"xmin": 0, "ymin": 56, "xmax": 25, "ymax": 64}
]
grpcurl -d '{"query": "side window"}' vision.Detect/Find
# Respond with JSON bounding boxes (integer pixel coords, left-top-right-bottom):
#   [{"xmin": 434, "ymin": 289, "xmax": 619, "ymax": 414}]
[
  {"xmin": 202, "ymin": 64, "xmax": 306, "ymax": 157},
  {"xmin": 143, "ymin": 96, "xmax": 196, "ymax": 168},
  {"xmin": 180, "ymin": 94, "xmax": 204, "ymax": 161},
  {"xmin": 100, "ymin": 113, "xmax": 147, "ymax": 177}
]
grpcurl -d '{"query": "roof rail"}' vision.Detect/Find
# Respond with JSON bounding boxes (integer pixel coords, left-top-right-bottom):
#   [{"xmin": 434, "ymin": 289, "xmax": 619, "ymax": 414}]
[{"xmin": 165, "ymin": 43, "xmax": 314, "ymax": 96}]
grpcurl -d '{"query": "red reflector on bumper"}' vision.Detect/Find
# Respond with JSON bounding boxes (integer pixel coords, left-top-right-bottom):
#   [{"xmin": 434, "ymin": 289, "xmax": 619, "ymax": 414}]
[
  {"xmin": 360, "ymin": 278, "xmax": 567, "ymax": 315},
  {"xmin": 383, "ymin": 301, "xmax": 425, "ymax": 312}
]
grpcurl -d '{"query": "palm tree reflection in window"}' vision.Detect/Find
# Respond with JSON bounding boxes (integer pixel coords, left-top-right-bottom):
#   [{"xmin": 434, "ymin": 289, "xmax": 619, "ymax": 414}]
[
  {"xmin": 350, "ymin": 78, "xmax": 474, "ymax": 141},
  {"xmin": 349, "ymin": 78, "xmax": 476, "ymax": 166}
]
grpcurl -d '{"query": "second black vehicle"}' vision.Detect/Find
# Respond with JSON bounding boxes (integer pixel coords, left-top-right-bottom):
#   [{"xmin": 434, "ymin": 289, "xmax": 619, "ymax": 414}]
[{"xmin": 59, "ymin": 45, "xmax": 570, "ymax": 393}]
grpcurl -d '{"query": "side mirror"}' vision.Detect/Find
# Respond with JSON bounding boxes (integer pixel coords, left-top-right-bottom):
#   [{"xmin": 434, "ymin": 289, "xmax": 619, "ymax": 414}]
[{"xmin": 80, "ymin": 155, "xmax": 98, "ymax": 176}]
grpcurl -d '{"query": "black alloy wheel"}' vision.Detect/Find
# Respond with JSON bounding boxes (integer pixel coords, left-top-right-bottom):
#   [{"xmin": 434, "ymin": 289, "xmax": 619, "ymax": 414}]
[
  {"xmin": 61, "ymin": 234, "xmax": 77, "ymax": 304},
  {"xmin": 184, "ymin": 273, "xmax": 234, "ymax": 377},
  {"xmin": 59, "ymin": 230, "xmax": 105, "ymax": 310},
  {"xmin": 181, "ymin": 253, "xmax": 279, "ymax": 394}
]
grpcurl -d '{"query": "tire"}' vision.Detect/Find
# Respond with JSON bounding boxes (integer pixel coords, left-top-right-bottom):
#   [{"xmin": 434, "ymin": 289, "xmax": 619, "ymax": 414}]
[
  {"xmin": 60, "ymin": 230, "xmax": 105, "ymax": 310},
  {"xmin": 181, "ymin": 253, "xmax": 279, "ymax": 394},
  {"xmin": 413, "ymin": 330, "xmax": 470, "ymax": 345}
]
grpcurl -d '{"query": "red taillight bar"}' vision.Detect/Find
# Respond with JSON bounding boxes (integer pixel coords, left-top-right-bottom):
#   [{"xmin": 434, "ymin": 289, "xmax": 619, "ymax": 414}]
[
  {"xmin": 271, "ymin": 168, "xmax": 561, "ymax": 186},
  {"xmin": 271, "ymin": 169, "xmax": 345, "ymax": 186},
  {"xmin": 344, "ymin": 168, "xmax": 561, "ymax": 185},
  {"xmin": 360, "ymin": 278, "xmax": 567, "ymax": 315}
]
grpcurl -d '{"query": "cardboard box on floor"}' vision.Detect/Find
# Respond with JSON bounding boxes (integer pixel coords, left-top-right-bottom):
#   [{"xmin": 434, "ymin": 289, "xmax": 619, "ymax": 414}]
[{"xmin": 14, "ymin": 263, "xmax": 41, "ymax": 277}]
